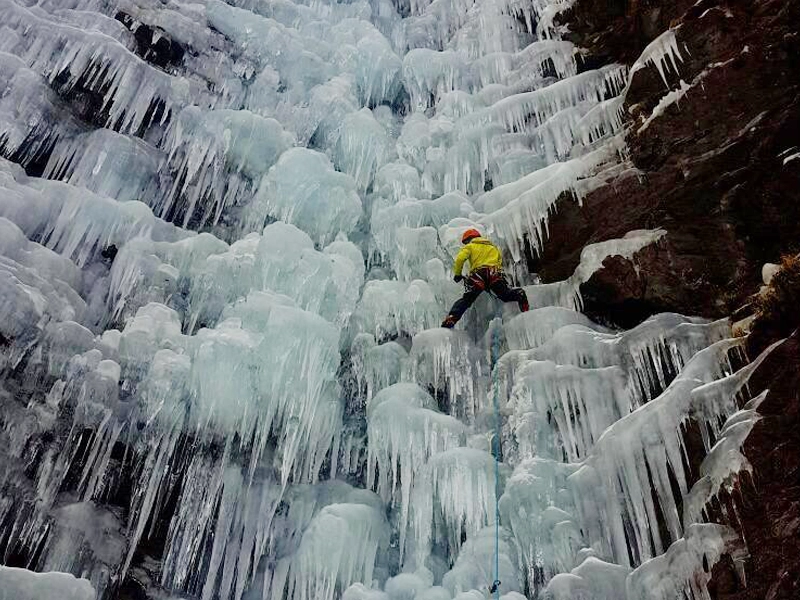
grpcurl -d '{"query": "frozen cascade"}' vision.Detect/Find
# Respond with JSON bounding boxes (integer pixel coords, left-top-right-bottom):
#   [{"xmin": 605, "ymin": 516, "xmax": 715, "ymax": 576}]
[
  {"xmin": 159, "ymin": 107, "xmax": 294, "ymax": 229},
  {"xmin": 0, "ymin": 52, "xmax": 84, "ymax": 168},
  {"xmin": 0, "ymin": 0, "xmax": 775, "ymax": 599},
  {"xmin": 0, "ymin": 0, "xmax": 190, "ymax": 135},
  {"xmin": 42, "ymin": 129, "xmax": 164, "ymax": 204},
  {"xmin": 366, "ymin": 383, "xmax": 466, "ymax": 561}
]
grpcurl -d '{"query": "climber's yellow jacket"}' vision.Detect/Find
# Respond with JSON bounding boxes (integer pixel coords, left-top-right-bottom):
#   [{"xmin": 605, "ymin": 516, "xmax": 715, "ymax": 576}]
[{"xmin": 453, "ymin": 237, "xmax": 503, "ymax": 275}]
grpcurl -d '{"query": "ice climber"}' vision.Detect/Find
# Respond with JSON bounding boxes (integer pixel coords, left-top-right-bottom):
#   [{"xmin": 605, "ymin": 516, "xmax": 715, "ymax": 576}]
[{"xmin": 441, "ymin": 228, "xmax": 529, "ymax": 328}]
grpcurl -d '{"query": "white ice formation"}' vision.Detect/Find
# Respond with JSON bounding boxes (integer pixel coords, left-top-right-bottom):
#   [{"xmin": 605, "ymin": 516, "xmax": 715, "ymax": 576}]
[{"xmin": 0, "ymin": 0, "xmax": 772, "ymax": 600}]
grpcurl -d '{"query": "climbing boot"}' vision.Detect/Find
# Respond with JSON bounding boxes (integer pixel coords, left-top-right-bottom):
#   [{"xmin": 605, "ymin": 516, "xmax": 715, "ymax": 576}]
[{"xmin": 441, "ymin": 315, "xmax": 458, "ymax": 329}]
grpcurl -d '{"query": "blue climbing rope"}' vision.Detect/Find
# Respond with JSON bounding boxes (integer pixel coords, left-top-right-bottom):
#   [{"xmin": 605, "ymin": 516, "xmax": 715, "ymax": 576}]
[{"xmin": 489, "ymin": 316, "xmax": 503, "ymax": 599}]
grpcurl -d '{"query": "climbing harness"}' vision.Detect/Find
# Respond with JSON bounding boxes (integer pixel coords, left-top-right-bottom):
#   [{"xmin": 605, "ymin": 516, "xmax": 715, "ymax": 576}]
[{"xmin": 489, "ymin": 316, "xmax": 503, "ymax": 599}]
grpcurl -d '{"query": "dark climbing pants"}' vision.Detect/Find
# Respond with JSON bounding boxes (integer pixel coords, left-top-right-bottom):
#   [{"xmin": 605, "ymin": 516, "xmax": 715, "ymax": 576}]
[{"xmin": 445, "ymin": 268, "xmax": 529, "ymax": 326}]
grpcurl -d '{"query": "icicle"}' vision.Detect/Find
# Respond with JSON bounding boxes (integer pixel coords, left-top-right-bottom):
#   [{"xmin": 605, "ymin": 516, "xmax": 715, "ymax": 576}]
[
  {"xmin": 331, "ymin": 108, "xmax": 392, "ymax": 192},
  {"xmin": 403, "ymin": 49, "xmax": 471, "ymax": 111},
  {"xmin": 629, "ymin": 28, "xmax": 685, "ymax": 89},
  {"xmin": 280, "ymin": 503, "xmax": 390, "ymax": 600},
  {"xmin": 350, "ymin": 278, "xmax": 445, "ymax": 341},
  {"xmin": 503, "ymin": 307, "xmax": 608, "ymax": 351},
  {"xmin": 405, "ymin": 328, "xmax": 484, "ymax": 419},
  {"xmin": 367, "ymin": 383, "xmax": 465, "ymax": 561},
  {"xmin": 626, "ymin": 524, "xmax": 746, "ymax": 600},
  {"xmin": 474, "ymin": 143, "xmax": 631, "ymax": 261},
  {"xmin": 0, "ymin": 0, "xmax": 190, "ymax": 135},
  {"xmin": 43, "ymin": 129, "xmax": 162, "ymax": 203},
  {"xmin": 412, "ymin": 448, "xmax": 499, "ymax": 564},
  {"xmin": 508, "ymin": 361, "xmax": 632, "ymax": 461},
  {"xmin": 372, "ymin": 192, "xmax": 472, "ymax": 263},
  {"xmin": 443, "ymin": 527, "xmax": 523, "ymax": 596},
  {"xmin": 159, "ymin": 107, "xmax": 293, "ymax": 229},
  {"xmin": 350, "ymin": 337, "xmax": 408, "ymax": 401},
  {"xmin": 0, "ymin": 53, "xmax": 83, "ymax": 168},
  {"xmin": 244, "ymin": 148, "xmax": 363, "ymax": 246},
  {"xmin": 682, "ymin": 390, "xmax": 767, "ymax": 528},
  {"xmin": 465, "ymin": 64, "xmax": 628, "ymax": 136},
  {"xmin": 0, "ymin": 158, "xmax": 190, "ymax": 267},
  {"xmin": 499, "ymin": 458, "xmax": 583, "ymax": 587},
  {"xmin": 567, "ymin": 338, "xmax": 776, "ymax": 566}
]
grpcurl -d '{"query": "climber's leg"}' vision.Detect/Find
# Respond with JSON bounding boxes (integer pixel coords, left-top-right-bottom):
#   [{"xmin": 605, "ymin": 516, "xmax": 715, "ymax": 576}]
[
  {"xmin": 490, "ymin": 276, "xmax": 529, "ymax": 312},
  {"xmin": 442, "ymin": 286, "xmax": 483, "ymax": 328}
]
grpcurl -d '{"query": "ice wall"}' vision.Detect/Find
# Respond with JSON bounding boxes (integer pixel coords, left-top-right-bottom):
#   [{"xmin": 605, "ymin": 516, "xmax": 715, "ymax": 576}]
[{"xmin": 0, "ymin": 0, "xmax": 766, "ymax": 599}]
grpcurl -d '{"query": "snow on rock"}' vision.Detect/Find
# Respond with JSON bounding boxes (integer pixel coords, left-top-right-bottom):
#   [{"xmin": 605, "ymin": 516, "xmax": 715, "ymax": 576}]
[{"xmin": 523, "ymin": 229, "xmax": 667, "ymax": 312}]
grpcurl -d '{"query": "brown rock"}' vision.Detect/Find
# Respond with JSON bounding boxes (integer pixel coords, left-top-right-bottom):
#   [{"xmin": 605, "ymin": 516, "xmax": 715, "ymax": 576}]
[
  {"xmin": 540, "ymin": 0, "xmax": 800, "ymax": 327},
  {"xmin": 713, "ymin": 333, "xmax": 800, "ymax": 600}
]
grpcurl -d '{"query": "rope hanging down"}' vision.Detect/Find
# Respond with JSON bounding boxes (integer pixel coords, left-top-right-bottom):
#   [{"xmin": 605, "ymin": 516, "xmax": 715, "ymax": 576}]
[{"xmin": 489, "ymin": 317, "xmax": 503, "ymax": 599}]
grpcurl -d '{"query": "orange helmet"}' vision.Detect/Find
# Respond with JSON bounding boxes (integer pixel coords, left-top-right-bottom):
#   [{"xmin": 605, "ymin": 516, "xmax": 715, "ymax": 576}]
[{"xmin": 461, "ymin": 228, "xmax": 481, "ymax": 244}]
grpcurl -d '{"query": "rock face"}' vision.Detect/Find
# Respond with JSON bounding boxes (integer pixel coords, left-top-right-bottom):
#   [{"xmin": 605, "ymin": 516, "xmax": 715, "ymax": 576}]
[
  {"xmin": 726, "ymin": 332, "xmax": 800, "ymax": 600},
  {"xmin": 542, "ymin": 0, "xmax": 800, "ymax": 324},
  {"xmin": 550, "ymin": 1, "xmax": 800, "ymax": 597}
]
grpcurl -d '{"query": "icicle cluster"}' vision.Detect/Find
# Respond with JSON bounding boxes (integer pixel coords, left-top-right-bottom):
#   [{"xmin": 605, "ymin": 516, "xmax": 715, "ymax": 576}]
[{"xmin": 0, "ymin": 0, "xmax": 772, "ymax": 599}]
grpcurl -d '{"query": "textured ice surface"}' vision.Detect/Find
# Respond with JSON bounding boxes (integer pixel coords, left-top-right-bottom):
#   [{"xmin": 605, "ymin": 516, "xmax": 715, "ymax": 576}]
[
  {"xmin": 0, "ymin": 566, "xmax": 95, "ymax": 600},
  {"xmin": 626, "ymin": 524, "xmax": 745, "ymax": 600},
  {"xmin": 0, "ymin": 53, "xmax": 83, "ymax": 168},
  {"xmin": 43, "ymin": 129, "xmax": 163, "ymax": 203},
  {"xmin": 245, "ymin": 148, "xmax": 363, "ymax": 245},
  {"xmin": 367, "ymin": 382, "xmax": 466, "ymax": 560},
  {"xmin": 0, "ymin": 0, "xmax": 190, "ymax": 135},
  {"xmin": 412, "ymin": 447, "xmax": 500, "ymax": 562},
  {"xmin": 160, "ymin": 107, "xmax": 293, "ymax": 228},
  {"xmin": 0, "ymin": 0, "xmax": 765, "ymax": 598}
]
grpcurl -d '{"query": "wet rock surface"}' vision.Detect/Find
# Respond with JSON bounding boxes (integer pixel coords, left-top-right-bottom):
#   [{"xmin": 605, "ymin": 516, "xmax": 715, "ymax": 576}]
[
  {"xmin": 542, "ymin": 0, "xmax": 800, "ymax": 324},
  {"xmin": 719, "ymin": 332, "xmax": 800, "ymax": 600}
]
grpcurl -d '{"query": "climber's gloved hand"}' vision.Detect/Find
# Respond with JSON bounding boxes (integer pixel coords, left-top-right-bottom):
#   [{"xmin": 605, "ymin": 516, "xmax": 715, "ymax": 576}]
[{"xmin": 453, "ymin": 274, "xmax": 464, "ymax": 283}]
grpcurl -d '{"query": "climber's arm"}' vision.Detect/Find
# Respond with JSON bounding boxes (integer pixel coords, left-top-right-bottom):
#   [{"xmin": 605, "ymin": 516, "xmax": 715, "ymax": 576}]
[{"xmin": 453, "ymin": 245, "xmax": 470, "ymax": 276}]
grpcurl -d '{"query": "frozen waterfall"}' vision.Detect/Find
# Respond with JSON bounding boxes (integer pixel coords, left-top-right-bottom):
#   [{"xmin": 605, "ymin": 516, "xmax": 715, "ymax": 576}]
[{"xmin": 0, "ymin": 1, "xmax": 770, "ymax": 600}]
